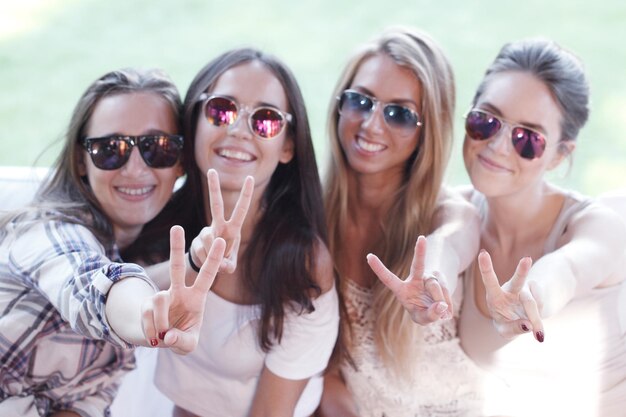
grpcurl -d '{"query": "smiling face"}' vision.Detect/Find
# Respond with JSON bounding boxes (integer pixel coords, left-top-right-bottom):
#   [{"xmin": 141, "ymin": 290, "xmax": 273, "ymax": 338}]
[
  {"xmin": 193, "ymin": 60, "xmax": 294, "ymax": 194},
  {"xmin": 463, "ymin": 71, "xmax": 572, "ymax": 198},
  {"xmin": 80, "ymin": 92, "xmax": 182, "ymax": 245},
  {"xmin": 337, "ymin": 53, "xmax": 423, "ymax": 182}
]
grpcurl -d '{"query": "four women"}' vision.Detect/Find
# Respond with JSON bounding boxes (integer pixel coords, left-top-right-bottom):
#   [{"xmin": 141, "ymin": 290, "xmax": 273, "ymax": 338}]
[{"xmin": 1, "ymin": 28, "xmax": 623, "ymax": 417}]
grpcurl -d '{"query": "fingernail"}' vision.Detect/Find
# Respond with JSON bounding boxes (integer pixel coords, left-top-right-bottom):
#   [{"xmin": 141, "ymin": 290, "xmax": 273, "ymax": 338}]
[
  {"xmin": 536, "ymin": 331, "xmax": 544, "ymax": 343},
  {"xmin": 150, "ymin": 338, "xmax": 158, "ymax": 347},
  {"xmin": 479, "ymin": 248, "xmax": 486, "ymax": 254},
  {"xmin": 521, "ymin": 324, "xmax": 529, "ymax": 332},
  {"xmin": 158, "ymin": 331, "xmax": 166, "ymax": 341}
]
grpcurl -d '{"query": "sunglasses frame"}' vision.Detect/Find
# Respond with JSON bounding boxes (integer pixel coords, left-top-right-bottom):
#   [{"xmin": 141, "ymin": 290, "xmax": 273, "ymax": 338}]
[
  {"xmin": 464, "ymin": 108, "xmax": 548, "ymax": 160},
  {"xmin": 82, "ymin": 134, "xmax": 184, "ymax": 170},
  {"xmin": 199, "ymin": 93, "xmax": 293, "ymax": 140},
  {"xmin": 336, "ymin": 89, "xmax": 423, "ymax": 132}
]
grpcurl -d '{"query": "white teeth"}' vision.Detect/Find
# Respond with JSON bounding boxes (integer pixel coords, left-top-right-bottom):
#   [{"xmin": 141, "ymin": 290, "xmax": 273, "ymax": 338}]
[
  {"xmin": 117, "ymin": 186, "xmax": 154, "ymax": 196},
  {"xmin": 357, "ymin": 138, "xmax": 385, "ymax": 152},
  {"xmin": 218, "ymin": 149, "xmax": 253, "ymax": 161}
]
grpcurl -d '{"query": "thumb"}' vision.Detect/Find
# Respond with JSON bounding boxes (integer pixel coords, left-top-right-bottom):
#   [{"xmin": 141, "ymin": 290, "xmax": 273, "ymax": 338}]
[{"xmin": 163, "ymin": 328, "xmax": 199, "ymax": 355}]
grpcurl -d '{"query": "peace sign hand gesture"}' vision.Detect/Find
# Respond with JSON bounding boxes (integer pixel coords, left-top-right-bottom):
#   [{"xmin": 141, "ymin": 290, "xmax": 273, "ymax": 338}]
[
  {"xmin": 477, "ymin": 250, "xmax": 544, "ymax": 342},
  {"xmin": 141, "ymin": 225, "xmax": 225, "ymax": 354},
  {"xmin": 366, "ymin": 236, "xmax": 454, "ymax": 325},
  {"xmin": 189, "ymin": 169, "xmax": 254, "ymax": 274}
]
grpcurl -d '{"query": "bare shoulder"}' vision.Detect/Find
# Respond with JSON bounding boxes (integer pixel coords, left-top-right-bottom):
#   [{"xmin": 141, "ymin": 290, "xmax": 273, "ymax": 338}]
[{"xmin": 312, "ymin": 238, "xmax": 335, "ymax": 294}]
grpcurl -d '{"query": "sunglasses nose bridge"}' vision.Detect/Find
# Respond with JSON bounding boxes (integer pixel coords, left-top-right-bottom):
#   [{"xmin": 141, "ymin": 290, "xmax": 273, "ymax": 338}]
[
  {"xmin": 360, "ymin": 99, "xmax": 386, "ymax": 130},
  {"xmin": 226, "ymin": 106, "xmax": 254, "ymax": 140},
  {"xmin": 120, "ymin": 146, "xmax": 151, "ymax": 172},
  {"xmin": 487, "ymin": 121, "xmax": 515, "ymax": 155}
]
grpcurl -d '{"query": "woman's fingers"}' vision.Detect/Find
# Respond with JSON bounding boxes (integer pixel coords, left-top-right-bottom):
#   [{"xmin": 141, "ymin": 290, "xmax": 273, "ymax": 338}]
[
  {"xmin": 169, "ymin": 226, "xmax": 187, "ymax": 289},
  {"xmin": 230, "ymin": 176, "xmax": 254, "ymax": 230},
  {"xmin": 193, "ymin": 237, "xmax": 226, "ymax": 293},
  {"xmin": 207, "ymin": 168, "xmax": 225, "ymax": 222},
  {"xmin": 478, "ymin": 250, "xmax": 502, "ymax": 296},
  {"xmin": 508, "ymin": 256, "xmax": 532, "ymax": 294},
  {"xmin": 162, "ymin": 328, "xmax": 198, "ymax": 355},
  {"xmin": 520, "ymin": 289, "xmax": 544, "ymax": 342},
  {"xmin": 409, "ymin": 236, "xmax": 427, "ymax": 279},
  {"xmin": 141, "ymin": 301, "xmax": 158, "ymax": 347},
  {"xmin": 366, "ymin": 253, "xmax": 402, "ymax": 294},
  {"xmin": 152, "ymin": 291, "xmax": 171, "ymax": 343}
]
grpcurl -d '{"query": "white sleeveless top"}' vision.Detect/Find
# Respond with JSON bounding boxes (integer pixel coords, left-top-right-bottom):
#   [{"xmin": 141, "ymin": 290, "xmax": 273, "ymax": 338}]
[
  {"xmin": 341, "ymin": 278, "xmax": 486, "ymax": 417},
  {"xmin": 459, "ymin": 190, "xmax": 626, "ymax": 417}
]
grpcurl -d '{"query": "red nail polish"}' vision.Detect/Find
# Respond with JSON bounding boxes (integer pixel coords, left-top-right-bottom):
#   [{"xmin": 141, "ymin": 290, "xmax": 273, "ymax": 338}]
[
  {"xmin": 536, "ymin": 331, "xmax": 544, "ymax": 343},
  {"xmin": 158, "ymin": 331, "xmax": 166, "ymax": 340},
  {"xmin": 150, "ymin": 338, "xmax": 158, "ymax": 347},
  {"xmin": 521, "ymin": 324, "xmax": 529, "ymax": 332}
]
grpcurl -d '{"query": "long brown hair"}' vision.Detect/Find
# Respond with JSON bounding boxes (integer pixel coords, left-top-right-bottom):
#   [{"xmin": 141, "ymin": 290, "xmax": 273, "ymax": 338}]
[
  {"xmin": 175, "ymin": 48, "xmax": 328, "ymax": 350},
  {"xmin": 0, "ymin": 68, "xmax": 187, "ymax": 263},
  {"xmin": 325, "ymin": 27, "xmax": 456, "ymax": 375}
]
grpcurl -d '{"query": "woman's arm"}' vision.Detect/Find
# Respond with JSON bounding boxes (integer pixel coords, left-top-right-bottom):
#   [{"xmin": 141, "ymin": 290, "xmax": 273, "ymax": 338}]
[
  {"xmin": 106, "ymin": 226, "xmax": 225, "ymax": 353},
  {"xmin": 316, "ymin": 366, "xmax": 359, "ymax": 417},
  {"xmin": 248, "ymin": 366, "xmax": 309, "ymax": 417},
  {"xmin": 526, "ymin": 203, "xmax": 626, "ymax": 317},
  {"xmin": 145, "ymin": 169, "xmax": 254, "ymax": 290},
  {"xmin": 249, "ymin": 240, "xmax": 339, "ymax": 416},
  {"xmin": 425, "ymin": 187, "xmax": 480, "ymax": 294},
  {"xmin": 478, "ymin": 202, "xmax": 626, "ymax": 341}
]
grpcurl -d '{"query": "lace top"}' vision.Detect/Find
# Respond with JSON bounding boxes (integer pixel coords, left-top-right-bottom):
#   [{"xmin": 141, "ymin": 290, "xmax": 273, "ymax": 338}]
[{"xmin": 340, "ymin": 278, "xmax": 486, "ymax": 417}]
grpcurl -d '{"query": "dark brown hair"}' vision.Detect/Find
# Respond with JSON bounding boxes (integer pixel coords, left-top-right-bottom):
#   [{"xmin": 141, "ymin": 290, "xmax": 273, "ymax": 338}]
[{"xmin": 176, "ymin": 48, "xmax": 328, "ymax": 350}]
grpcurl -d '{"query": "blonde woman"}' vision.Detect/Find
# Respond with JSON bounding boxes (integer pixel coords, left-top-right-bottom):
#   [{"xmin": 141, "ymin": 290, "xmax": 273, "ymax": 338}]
[{"xmin": 318, "ymin": 27, "xmax": 485, "ymax": 417}]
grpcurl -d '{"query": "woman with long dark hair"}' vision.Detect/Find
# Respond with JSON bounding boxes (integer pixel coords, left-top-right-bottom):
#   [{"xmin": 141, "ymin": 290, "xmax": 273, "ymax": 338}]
[{"xmin": 155, "ymin": 48, "xmax": 339, "ymax": 417}]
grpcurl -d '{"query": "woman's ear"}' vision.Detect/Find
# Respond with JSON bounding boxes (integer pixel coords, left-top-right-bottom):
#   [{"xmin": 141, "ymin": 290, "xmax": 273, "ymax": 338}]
[
  {"xmin": 548, "ymin": 140, "xmax": 576, "ymax": 170},
  {"xmin": 279, "ymin": 136, "xmax": 295, "ymax": 164}
]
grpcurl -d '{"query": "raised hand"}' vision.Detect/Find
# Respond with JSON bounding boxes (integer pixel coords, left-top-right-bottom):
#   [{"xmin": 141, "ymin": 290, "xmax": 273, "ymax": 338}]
[
  {"xmin": 366, "ymin": 235, "xmax": 454, "ymax": 325},
  {"xmin": 477, "ymin": 250, "xmax": 544, "ymax": 342},
  {"xmin": 142, "ymin": 225, "xmax": 225, "ymax": 354},
  {"xmin": 189, "ymin": 168, "xmax": 254, "ymax": 274}
]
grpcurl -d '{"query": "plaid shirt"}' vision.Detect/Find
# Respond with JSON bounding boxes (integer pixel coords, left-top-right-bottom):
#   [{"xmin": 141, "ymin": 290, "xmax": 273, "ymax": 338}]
[{"xmin": 0, "ymin": 215, "xmax": 155, "ymax": 417}]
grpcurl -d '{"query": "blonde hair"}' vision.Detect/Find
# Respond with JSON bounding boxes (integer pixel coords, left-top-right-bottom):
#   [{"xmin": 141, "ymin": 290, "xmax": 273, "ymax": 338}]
[{"xmin": 324, "ymin": 27, "xmax": 455, "ymax": 376}]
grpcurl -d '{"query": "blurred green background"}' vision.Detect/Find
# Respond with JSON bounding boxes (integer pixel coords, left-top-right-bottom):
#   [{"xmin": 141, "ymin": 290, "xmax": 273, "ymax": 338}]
[{"xmin": 1, "ymin": 0, "xmax": 625, "ymax": 195}]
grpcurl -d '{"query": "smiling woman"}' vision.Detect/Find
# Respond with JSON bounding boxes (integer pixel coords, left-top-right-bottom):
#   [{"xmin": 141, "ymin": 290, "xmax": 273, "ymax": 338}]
[
  {"xmin": 0, "ymin": 67, "xmax": 226, "ymax": 417},
  {"xmin": 458, "ymin": 38, "xmax": 626, "ymax": 417}
]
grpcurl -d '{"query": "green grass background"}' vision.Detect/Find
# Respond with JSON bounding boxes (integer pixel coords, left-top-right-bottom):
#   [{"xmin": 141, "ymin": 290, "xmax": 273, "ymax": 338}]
[{"xmin": 1, "ymin": 0, "xmax": 625, "ymax": 195}]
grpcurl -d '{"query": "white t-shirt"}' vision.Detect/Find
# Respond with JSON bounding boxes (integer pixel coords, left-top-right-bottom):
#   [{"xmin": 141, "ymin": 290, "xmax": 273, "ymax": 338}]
[{"xmin": 155, "ymin": 287, "xmax": 339, "ymax": 417}]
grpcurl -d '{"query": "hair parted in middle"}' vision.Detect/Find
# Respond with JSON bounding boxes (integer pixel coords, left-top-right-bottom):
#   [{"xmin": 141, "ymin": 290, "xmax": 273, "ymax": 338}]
[
  {"xmin": 324, "ymin": 26, "xmax": 456, "ymax": 375},
  {"xmin": 176, "ymin": 47, "xmax": 328, "ymax": 350}
]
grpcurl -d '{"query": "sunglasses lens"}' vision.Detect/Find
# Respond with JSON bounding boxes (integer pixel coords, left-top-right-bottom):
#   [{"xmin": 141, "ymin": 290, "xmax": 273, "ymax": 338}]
[
  {"xmin": 250, "ymin": 108, "xmax": 285, "ymax": 139},
  {"xmin": 466, "ymin": 110, "xmax": 501, "ymax": 140},
  {"xmin": 139, "ymin": 136, "xmax": 182, "ymax": 167},
  {"xmin": 339, "ymin": 91, "xmax": 373, "ymax": 116},
  {"xmin": 384, "ymin": 105, "xmax": 419, "ymax": 130},
  {"xmin": 512, "ymin": 127, "xmax": 546, "ymax": 159},
  {"xmin": 206, "ymin": 97, "xmax": 237, "ymax": 126},
  {"xmin": 88, "ymin": 138, "xmax": 130, "ymax": 170}
]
